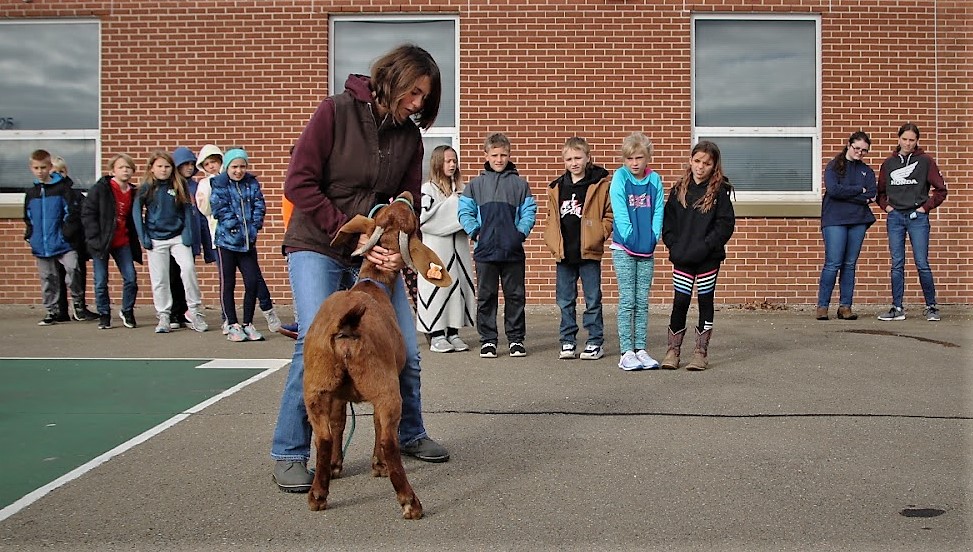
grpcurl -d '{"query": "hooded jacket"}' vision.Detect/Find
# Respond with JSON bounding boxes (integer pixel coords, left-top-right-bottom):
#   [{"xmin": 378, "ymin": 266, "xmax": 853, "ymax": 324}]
[
  {"xmin": 876, "ymin": 146, "xmax": 947, "ymax": 212},
  {"xmin": 543, "ymin": 165, "xmax": 613, "ymax": 262},
  {"xmin": 132, "ymin": 179, "xmax": 193, "ymax": 249},
  {"xmin": 81, "ymin": 175, "xmax": 142, "ymax": 262},
  {"xmin": 23, "ymin": 172, "xmax": 77, "ymax": 258},
  {"xmin": 210, "ymin": 171, "xmax": 266, "ymax": 253},
  {"xmin": 662, "ymin": 178, "xmax": 735, "ymax": 267},
  {"xmin": 458, "ymin": 161, "xmax": 537, "ymax": 263},
  {"xmin": 609, "ymin": 167, "xmax": 665, "ymax": 257},
  {"xmin": 283, "ymin": 74, "xmax": 423, "ymax": 265},
  {"xmin": 821, "ymin": 157, "xmax": 876, "ymax": 228}
]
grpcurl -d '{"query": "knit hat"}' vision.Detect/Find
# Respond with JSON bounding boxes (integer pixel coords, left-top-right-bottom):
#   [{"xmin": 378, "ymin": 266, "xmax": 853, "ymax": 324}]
[
  {"xmin": 222, "ymin": 148, "xmax": 249, "ymax": 172},
  {"xmin": 196, "ymin": 144, "xmax": 224, "ymax": 171},
  {"xmin": 172, "ymin": 147, "xmax": 199, "ymax": 177}
]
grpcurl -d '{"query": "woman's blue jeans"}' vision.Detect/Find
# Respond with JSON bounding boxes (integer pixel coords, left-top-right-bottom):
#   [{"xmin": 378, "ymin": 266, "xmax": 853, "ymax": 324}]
[
  {"xmin": 555, "ymin": 260, "xmax": 603, "ymax": 346},
  {"xmin": 270, "ymin": 251, "xmax": 428, "ymax": 462},
  {"xmin": 885, "ymin": 210, "xmax": 937, "ymax": 307},
  {"xmin": 816, "ymin": 223, "xmax": 868, "ymax": 308},
  {"xmin": 92, "ymin": 245, "xmax": 138, "ymax": 315}
]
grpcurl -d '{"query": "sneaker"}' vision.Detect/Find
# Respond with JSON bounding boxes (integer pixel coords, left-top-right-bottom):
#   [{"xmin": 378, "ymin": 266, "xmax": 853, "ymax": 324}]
[
  {"xmin": 509, "ymin": 342, "xmax": 527, "ymax": 357},
  {"xmin": 559, "ymin": 343, "xmax": 577, "ymax": 359},
  {"xmin": 447, "ymin": 334, "xmax": 469, "ymax": 352},
  {"xmin": 877, "ymin": 306, "xmax": 906, "ymax": 321},
  {"xmin": 580, "ymin": 344, "xmax": 604, "ymax": 360},
  {"xmin": 242, "ymin": 323, "xmax": 265, "ymax": 341},
  {"xmin": 186, "ymin": 310, "xmax": 208, "ymax": 332},
  {"xmin": 262, "ymin": 307, "xmax": 282, "ymax": 333},
  {"xmin": 226, "ymin": 323, "xmax": 246, "ymax": 342},
  {"xmin": 120, "ymin": 309, "xmax": 137, "ymax": 328},
  {"xmin": 38, "ymin": 311, "xmax": 57, "ymax": 326},
  {"xmin": 618, "ymin": 350, "xmax": 643, "ymax": 371},
  {"xmin": 98, "ymin": 314, "xmax": 112, "ymax": 329},
  {"xmin": 54, "ymin": 310, "xmax": 71, "ymax": 323},
  {"xmin": 221, "ymin": 320, "xmax": 230, "ymax": 335},
  {"xmin": 155, "ymin": 313, "xmax": 171, "ymax": 333},
  {"xmin": 480, "ymin": 343, "xmax": 498, "ymax": 358},
  {"xmin": 924, "ymin": 305, "xmax": 941, "ymax": 322},
  {"xmin": 73, "ymin": 303, "xmax": 99, "ymax": 322},
  {"xmin": 400, "ymin": 437, "xmax": 450, "ymax": 463},
  {"xmin": 272, "ymin": 460, "xmax": 312, "ymax": 493},
  {"xmin": 635, "ymin": 349, "xmax": 660, "ymax": 369},
  {"xmin": 430, "ymin": 335, "xmax": 454, "ymax": 353}
]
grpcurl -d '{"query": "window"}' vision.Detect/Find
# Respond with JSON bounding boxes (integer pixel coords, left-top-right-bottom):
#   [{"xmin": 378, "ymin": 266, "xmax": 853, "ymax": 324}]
[
  {"xmin": 692, "ymin": 14, "xmax": 821, "ymax": 202},
  {"xmin": 330, "ymin": 15, "xmax": 459, "ymax": 180},
  {"xmin": 0, "ymin": 20, "xmax": 100, "ymax": 195}
]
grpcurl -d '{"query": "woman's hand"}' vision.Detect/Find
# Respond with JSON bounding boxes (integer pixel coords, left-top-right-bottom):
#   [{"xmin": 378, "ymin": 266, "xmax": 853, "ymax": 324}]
[{"xmin": 357, "ymin": 234, "xmax": 403, "ymax": 272}]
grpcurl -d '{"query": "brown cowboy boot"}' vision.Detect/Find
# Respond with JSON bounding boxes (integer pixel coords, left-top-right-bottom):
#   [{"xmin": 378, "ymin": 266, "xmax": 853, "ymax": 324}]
[
  {"xmin": 836, "ymin": 305, "xmax": 858, "ymax": 320},
  {"xmin": 685, "ymin": 327, "xmax": 713, "ymax": 371},
  {"xmin": 660, "ymin": 327, "xmax": 685, "ymax": 370}
]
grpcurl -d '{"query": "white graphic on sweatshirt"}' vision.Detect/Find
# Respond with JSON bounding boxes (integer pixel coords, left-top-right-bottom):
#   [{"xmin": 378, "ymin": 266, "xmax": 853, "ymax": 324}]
[
  {"xmin": 889, "ymin": 162, "xmax": 919, "ymax": 186},
  {"xmin": 560, "ymin": 193, "xmax": 582, "ymax": 219}
]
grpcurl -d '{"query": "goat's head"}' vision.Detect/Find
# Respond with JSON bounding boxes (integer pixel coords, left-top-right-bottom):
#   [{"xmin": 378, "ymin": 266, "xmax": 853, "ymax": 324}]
[{"xmin": 331, "ymin": 192, "xmax": 452, "ymax": 288}]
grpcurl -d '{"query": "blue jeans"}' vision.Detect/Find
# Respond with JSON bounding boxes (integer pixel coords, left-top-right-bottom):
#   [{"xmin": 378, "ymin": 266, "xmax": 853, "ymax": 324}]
[
  {"xmin": 92, "ymin": 246, "xmax": 138, "ymax": 315},
  {"xmin": 816, "ymin": 223, "xmax": 868, "ymax": 308},
  {"xmin": 886, "ymin": 210, "xmax": 937, "ymax": 308},
  {"xmin": 555, "ymin": 261, "xmax": 603, "ymax": 346},
  {"xmin": 270, "ymin": 251, "xmax": 428, "ymax": 462}
]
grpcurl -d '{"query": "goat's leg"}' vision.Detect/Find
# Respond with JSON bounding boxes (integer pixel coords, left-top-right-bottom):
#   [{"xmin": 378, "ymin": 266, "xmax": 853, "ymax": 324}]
[
  {"xmin": 328, "ymin": 399, "xmax": 347, "ymax": 477},
  {"xmin": 374, "ymin": 398, "xmax": 422, "ymax": 520},
  {"xmin": 371, "ymin": 411, "xmax": 389, "ymax": 478},
  {"xmin": 305, "ymin": 392, "xmax": 335, "ymax": 512}
]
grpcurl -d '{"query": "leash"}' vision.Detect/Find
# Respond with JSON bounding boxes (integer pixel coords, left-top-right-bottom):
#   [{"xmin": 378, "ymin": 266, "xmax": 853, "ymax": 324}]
[{"xmin": 342, "ymin": 403, "xmax": 356, "ymax": 457}]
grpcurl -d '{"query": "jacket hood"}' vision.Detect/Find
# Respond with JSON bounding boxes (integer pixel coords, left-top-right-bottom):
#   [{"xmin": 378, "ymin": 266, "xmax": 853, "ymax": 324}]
[
  {"xmin": 893, "ymin": 145, "xmax": 926, "ymax": 157},
  {"xmin": 34, "ymin": 172, "xmax": 64, "ymax": 186},
  {"xmin": 550, "ymin": 165, "xmax": 609, "ymax": 188},
  {"xmin": 344, "ymin": 74, "xmax": 374, "ymax": 103},
  {"xmin": 172, "ymin": 147, "xmax": 199, "ymax": 177},
  {"xmin": 196, "ymin": 144, "xmax": 224, "ymax": 171},
  {"xmin": 483, "ymin": 160, "xmax": 519, "ymax": 174}
]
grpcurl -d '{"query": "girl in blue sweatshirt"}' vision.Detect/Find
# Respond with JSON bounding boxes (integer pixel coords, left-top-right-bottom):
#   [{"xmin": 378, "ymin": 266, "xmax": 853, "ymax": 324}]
[
  {"xmin": 609, "ymin": 132, "xmax": 665, "ymax": 371},
  {"xmin": 133, "ymin": 150, "xmax": 207, "ymax": 334}
]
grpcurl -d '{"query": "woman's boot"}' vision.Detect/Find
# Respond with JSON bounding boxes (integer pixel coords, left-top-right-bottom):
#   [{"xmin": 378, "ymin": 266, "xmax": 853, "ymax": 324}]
[
  {"xmin": 660, "ymin": 327, "xmax": 685, "ymax": 370},
  {"xmin": 685, "ymin": 327, "xmax": 713, "ymax": 371}
]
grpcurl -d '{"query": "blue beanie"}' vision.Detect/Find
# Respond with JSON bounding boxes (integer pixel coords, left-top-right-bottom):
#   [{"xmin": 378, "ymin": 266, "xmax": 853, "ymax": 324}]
[
  {"xmin": 172, "ymin": 147, "xmax": 199, "ymax": 177},
  {"xmin": 222, "ymin": 148, "xmax": 249, "ymax": 172}
]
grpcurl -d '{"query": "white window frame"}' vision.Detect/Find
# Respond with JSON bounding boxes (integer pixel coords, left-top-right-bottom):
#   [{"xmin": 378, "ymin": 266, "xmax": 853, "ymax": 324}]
[
  {"xmin": 691, "ymin": 13, "xmax": 822, "ymax": 203},
  {"xmin": 0, "ymin": 19, "xmax": 101, "ymax": 207},
  {"xmin": 328, "ymin": 14, "xmax": 460, "ymax": 157}
]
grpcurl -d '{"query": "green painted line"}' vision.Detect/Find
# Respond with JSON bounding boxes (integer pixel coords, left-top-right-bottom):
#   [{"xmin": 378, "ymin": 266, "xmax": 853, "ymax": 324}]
[{"xmin": 0, "ymin": 358, "xmax": 268, "ymax": 513}]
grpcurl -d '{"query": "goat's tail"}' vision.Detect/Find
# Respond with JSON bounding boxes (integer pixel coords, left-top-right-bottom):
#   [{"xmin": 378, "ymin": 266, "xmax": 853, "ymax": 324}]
[{"xmin": 331, "ymin": 303, "xmax": 367, "ymax": 358}]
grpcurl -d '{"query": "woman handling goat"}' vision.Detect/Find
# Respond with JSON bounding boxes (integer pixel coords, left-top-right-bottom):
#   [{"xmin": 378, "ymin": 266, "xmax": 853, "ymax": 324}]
[{"xmin": 270, "ymin": 44, "xmax": 450, "ymax": 493}]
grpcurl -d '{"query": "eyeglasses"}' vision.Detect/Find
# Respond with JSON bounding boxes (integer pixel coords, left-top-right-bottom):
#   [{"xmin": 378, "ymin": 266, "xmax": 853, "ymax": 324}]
[{"xmin": 850, "ymin": 145, "xmax": 869, "ymax": 154}]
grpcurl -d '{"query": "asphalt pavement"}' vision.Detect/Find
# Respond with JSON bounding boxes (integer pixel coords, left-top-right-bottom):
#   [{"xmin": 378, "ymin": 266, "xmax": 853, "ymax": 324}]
[{"xmin": 0, "ymin": 302, "xmax": 970, "ymax": 551}]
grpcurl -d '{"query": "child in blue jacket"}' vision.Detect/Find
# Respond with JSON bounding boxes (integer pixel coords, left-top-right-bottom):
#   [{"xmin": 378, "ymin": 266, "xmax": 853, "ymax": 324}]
[{"xmin": 209, "ymin": 148, "xmax": 268, "ymax": 342}]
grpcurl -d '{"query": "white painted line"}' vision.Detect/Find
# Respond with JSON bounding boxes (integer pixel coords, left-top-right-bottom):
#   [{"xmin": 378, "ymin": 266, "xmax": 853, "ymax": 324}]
[
  {"xmin": 0, "ymin": 359, "xmax": 290, "ymax": 523},
  {"xmin": 196, "ymin": 358, "xmax": 291, "ymax": 370}
]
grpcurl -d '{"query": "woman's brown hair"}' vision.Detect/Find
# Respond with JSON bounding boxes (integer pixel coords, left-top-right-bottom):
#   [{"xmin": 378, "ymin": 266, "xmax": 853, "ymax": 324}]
[
  {"xmin": 371, "ymin": 44, "xmax": 441, "ymax": 130},
  {"xmin": 672, "ymin": 140, "xmax": 731, "ymax": 213}
]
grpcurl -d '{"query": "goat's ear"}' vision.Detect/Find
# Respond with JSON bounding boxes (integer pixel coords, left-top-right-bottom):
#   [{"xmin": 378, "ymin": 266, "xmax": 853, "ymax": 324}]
[
  {"xmin": 330, "ymin": 215, "xmax": 375, "ymax": 248},
  {"xmin": 408, "ymin": 235, "xmax": 452, "ymax": 288}
]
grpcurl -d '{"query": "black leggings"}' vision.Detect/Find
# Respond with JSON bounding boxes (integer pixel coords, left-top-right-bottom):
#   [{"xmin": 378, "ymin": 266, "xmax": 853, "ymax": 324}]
[
  {"xmin": 669, "ymin": 263, "xmax": 720, "ymax": 332},
  {"xmin": 217, "ymin": 247, "xmax": 262, "ymax": 326}
]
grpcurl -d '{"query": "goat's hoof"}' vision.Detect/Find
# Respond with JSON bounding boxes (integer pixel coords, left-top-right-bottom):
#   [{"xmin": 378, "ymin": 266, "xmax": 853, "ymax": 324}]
[
  {"xmin": 330, "ymin": 465, "xmax": 343, "ymax": 478},
  {"xmin": 372, "ymin": 464, "xmax": 389, "ymax": 478},
  {"xmin": 307, "ymin": 492, "xmax": 329, "ymax": 512},
  {"xmin": 402, "ymin": 503, "xmax": 423, "ymax": 520}
]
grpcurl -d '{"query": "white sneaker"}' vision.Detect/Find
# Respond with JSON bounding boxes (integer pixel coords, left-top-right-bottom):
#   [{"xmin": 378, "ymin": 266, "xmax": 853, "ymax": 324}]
[
  {"xmin": 242, "ymin": 323, "xmax": 265, "ymax": 341},
  {"xmin": 618, "ymin": 350, "xmax": 643, "ymax": 371},
  {"xmin": 447, "ymin": 334, "xmax": 469, "ymax": 352},
  {"xmin": 635, "ymin": 350, "xmax": 660, "ymax": 369},
  {"xmin": 579, "ymin": 344, "xmax": 604, "ymax": 360},
  {"xmin": 155, "ymin": 313, "xmax": 171, "ymax": 334},
  {"xmin": 430, "ymin": 335, "xmax": 454, "ymax": 353},
  {"xmin": 559, "ymin": 343, "xmax": 577, "ymax": 359},
  {"xmin": 186, "ymin": 310, "xmax": 208, "ymax": 332},
  {"xmin": 262, "ymin": 307, "xmax": 282, "ymax": 333}
]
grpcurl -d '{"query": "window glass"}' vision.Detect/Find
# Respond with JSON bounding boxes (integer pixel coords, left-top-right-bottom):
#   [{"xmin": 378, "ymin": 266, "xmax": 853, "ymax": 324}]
[
  {"xmin": 0, "ymin": 20, "xmax": 99, "ymax": 193},
  {"xmin": 332, "ymin": 19, "xmax": 456, "ymax": 127},
  {"xmin": 699, "ymin": 137, "xmax": 813, "ymax": 192},
  {"xmin": 695, "ymin": 19, "xmax": 815, "ymax": 127},
  {"xmin": 0, "ymin": 21, "xmax": 99, "ymax": 130}
]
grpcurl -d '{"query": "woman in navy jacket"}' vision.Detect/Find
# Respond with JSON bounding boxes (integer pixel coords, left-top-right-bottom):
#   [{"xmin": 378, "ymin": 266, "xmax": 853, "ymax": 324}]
[{"xmin": 815, "ymin": 131, "xmax": 876, "ymax": 321}]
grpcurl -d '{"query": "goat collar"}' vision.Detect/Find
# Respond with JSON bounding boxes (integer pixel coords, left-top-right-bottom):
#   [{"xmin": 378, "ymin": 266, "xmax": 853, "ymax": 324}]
[
  {"xmin": 367, "ymin": 196, "xmax": 414, "ymax": 218},
  {"xmin": 357, "ymin": 277, "xmax": 393, "ymax": 297}
]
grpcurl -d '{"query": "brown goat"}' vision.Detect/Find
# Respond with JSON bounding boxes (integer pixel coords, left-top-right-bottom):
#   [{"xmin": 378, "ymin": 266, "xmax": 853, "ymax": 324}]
[{"xmin": 302, "ymin": 192, "xmax": 451, "ymax": 520}]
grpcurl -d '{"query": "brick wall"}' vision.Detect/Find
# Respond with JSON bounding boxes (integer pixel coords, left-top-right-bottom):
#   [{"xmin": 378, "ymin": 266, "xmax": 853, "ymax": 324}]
[{"xmin": 2, "ymin": 0, "xmax": 970, "ymax": 308}]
